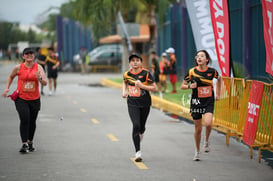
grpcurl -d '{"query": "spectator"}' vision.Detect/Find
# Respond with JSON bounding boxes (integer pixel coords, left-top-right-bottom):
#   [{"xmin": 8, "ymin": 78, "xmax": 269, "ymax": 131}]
[
  {"xmin": 159, "ymin": 52, "xmax": 169, "ymax": 93},
  {"xmin": 150, "ymin": 51, "xmax": 160, "ymax": 93},
  {"xmin": 79, "ymin": 47, "xmax": 88, "ymax": 74},
  {"xmin": 166, "ymin": 47, "xmax": 177, "ymax": 93}
]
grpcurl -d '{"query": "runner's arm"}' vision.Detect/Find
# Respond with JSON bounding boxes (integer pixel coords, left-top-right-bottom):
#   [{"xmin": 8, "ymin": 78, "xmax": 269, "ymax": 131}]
[
  {"xmin": 2, "ymin": 65, "xmax": 19, "ymax": 97},
  {"xmin": 37, "ymin": 64, "xmax": 47, "ymax": 86},
  {"xmin": 135, "ymin": 80, "xmax": 157, "ymax": 92},
  {"xmin": 122, "ymin": 81, "xmax": 127, "ymax": 98}
]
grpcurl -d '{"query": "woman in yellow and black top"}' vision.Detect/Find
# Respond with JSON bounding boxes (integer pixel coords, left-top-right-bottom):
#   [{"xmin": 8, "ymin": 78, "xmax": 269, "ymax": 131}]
[
  {"xmin": 181, "ymin": 50, "xmax": 221, "ymax": 161},
  {"xmin": 122, "ymin": 53, "xmax": 157, "ymax": 162},
  {"xmin": 46, "ymin": 48, "xmax": 60, "ymax": 96}
]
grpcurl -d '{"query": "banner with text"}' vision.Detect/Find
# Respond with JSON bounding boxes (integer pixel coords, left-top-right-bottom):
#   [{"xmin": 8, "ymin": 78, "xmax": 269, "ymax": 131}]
[
  {"xmin": 262, "ymin": 0, "xmax": 273, "ymax": 76},
  {"xmin": 243, "ymin": 81, "xmax": 264, "ymax": 145},
  {"xmin": 210, "ymin": 0, "xmax": 230, "ymax": 76},
  {"xmin": 185, "ymin": 0, "xmax": 221, "ymax": 74}
]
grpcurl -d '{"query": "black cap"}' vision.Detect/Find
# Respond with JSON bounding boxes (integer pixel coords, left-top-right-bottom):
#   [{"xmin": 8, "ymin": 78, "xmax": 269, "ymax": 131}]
[
  {"xmin": 129, "ymin": 53, "xmax": 142, "ymax": 62},
  {"xmin": 22, "ymin": 48, "xmax": 34, "ymax": 55}
]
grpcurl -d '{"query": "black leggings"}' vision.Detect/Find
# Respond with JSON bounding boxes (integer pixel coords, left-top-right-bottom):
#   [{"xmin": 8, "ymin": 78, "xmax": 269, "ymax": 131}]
[
  {"xmin": 128, "ymin": 106, "xmax": 150, "ymax": 152},
  {"xmin": 15, "ymin": 98, "xmax": 40, "ymax": 143}
]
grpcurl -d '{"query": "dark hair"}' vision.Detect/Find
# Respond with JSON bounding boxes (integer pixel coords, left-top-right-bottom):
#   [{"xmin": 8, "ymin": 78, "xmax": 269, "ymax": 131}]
[
  {"xmin": 194, "ymin": 50, "xmax": 211, "ymax": 66},
  {"xmin": 48, "ymin": 47, "xmax": 54, "ymax": 51},
  {"xmin": 150, "ymin": 51, "xmax": 156, "ymax": 55},
  {"xmin": 36, "ymin": 47, "xmax": 41, "ymax": 52}
]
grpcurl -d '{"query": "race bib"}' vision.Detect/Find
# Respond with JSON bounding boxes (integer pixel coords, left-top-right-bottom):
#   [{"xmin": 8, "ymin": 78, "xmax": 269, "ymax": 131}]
[
  {"xmin": 22, "ymin": 81, "xmax": 35, "ymax": 92},
  {"xmin": 198, "ymin": 86, "xmax": 212, "ymax": 98},
  {"xmin": 128, "ymin": 86, "xmax": 141, "ymax": 97}
]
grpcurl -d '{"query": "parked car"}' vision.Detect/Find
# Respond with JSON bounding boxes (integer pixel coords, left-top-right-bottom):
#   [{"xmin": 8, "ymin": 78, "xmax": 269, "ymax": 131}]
[
  {"xmin": 88, "ymin": 44, "xmax": 122, "ymax": 59},
  {"xmin": 73, "ymin": 44, "xmax": 122, "ymax": 65},
  {"xmin": 88, "ymin": 48, "xmax": 122, "ymax": 66}
]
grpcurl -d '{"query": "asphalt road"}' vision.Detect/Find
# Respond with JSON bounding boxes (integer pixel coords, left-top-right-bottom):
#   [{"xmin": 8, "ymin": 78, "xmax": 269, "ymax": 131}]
[{"xmin": 0, "ymin": 62, "xmax": 272, "ymax": 181}]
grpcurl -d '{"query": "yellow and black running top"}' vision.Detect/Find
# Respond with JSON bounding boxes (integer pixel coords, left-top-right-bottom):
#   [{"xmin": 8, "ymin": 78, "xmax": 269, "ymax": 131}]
[
  {"xmin": 124, "ymin": 68, "xmax": 154, "ymax": 107},
  {"xmin": 184, "ymin": 66, "xmax": 219, "ymax": 99}
]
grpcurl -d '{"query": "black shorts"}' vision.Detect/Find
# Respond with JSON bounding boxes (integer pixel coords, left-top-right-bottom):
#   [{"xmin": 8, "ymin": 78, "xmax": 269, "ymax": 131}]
[
  {"xmin": 190, "ymin": 99, "xmax": 215, "ymax": 120},
  {"xmin": 47, "ymin": 69, "xmax": 58, "ymax": 79},
  {"xmin": 154, "ymin": 73, "xmax": 159, "ymax": 83}
]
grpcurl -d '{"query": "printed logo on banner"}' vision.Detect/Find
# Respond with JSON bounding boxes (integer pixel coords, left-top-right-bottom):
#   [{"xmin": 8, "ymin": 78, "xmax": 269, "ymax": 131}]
[
  {"xmin": 262, "ymin": 0, "xmax": 273, "ymax": 76},
  {"xmin": 185, "ymin": 0, "xmax": 221, "ymax": 74},
  {"xmin": 243, "ymin": 81, "xmax": 264, "ymax": 145},
  {"xmin": 209, "ymin": 0, "xmax": 230, "ymax": 77}
]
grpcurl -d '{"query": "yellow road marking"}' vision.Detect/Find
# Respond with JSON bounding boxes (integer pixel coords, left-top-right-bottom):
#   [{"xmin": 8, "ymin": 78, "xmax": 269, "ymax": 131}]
[
  {"xmin": 107, "ymin": 134, "xmax": 119, "ymax": 142},
  {"xmin": 91, "ymin": 118, "xmax": 100, "ymax": 124},
  {"xmin": 130, "ymin": 158, "xmax": 149, "ymax": 169},
  {"xmin": 72, "ymin": 100, "xmax": 78, "ymax": 104},
  {"xmin": 80, "ymin": 108, "xmax": 87, "ymax": 112}
]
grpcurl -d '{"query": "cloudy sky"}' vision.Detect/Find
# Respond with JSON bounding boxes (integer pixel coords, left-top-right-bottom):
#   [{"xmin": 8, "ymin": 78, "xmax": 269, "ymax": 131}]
[{"xmin": 0, "ymin": 0, "xmax": 69, "ymax": 25}]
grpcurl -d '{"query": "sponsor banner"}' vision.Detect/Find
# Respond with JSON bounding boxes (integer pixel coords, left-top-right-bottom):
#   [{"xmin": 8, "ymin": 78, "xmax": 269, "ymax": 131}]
[
  {"xmin": 209, "ymin": 0, "xmax": 230, "ymax": 76},
  {"xmin": 185, "ymin": 0, "xmax": 221, "ymax": 74},
  {"xmin": 243, "ymin": 81, "xmax": 264, "ymax": 145},
  {"xmin": 262, "ymin": 0, "xmax": 273, "ymax": 76}
]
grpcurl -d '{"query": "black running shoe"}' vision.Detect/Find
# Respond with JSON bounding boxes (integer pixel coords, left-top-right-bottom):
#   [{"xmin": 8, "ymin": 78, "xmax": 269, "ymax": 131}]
[
  {"xmin": 19, "ymin": 144, "xmax": 29, "ymax": 153},
  {"xmin": 28, "ymin": 142, "xmax": 35, "ymax": 152}
]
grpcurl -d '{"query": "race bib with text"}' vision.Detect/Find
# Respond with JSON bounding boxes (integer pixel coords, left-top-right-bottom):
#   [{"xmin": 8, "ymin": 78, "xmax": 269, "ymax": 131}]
[
  {"xmin": 22, "ymin": 81, "xmax": 35, "ymax": 92},
  {"xmin": 198, "ymin": 86, "xmax": 212, "ymax": 98},
  {"xmin": 128, "ymin": 86, "xmax": 141, "ymax": 97}
]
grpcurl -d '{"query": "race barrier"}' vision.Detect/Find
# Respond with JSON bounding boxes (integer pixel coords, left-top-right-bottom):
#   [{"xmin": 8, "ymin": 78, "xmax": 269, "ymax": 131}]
[
  {"xmin": 214, "ymin": 77, "xmax": 273, "ymax": 162},
  {"xmin": 214, "ymin": 77, "xmax": 246, "ymax": 145}
]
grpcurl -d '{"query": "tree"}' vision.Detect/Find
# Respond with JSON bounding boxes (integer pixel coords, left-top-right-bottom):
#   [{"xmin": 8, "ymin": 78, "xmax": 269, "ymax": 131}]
[{"xmin": 37, "ymin": 0, "xmax": 174, "ymax": 51}]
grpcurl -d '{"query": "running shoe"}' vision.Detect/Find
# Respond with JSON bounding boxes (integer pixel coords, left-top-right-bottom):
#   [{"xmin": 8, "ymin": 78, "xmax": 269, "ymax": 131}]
[
  {"xmin": 19, "ymin": 144, "xmax": 29, "ymax": 153},
  {"xmin": 135, "ymin": 151, "xmax": 142, "ymax": 162},
  {"xmin": 171, "ymin": 90, "xmax": 177, "ymax": 94},
  {"xmin": 203, "ymin": 141, "xmax": 210, "ymax": 152},
  {"xmin": 49, "ymin": 91, "xmax": 52, "ymax": 96},
  {"xmin": 28, "ymin": 142, "xmax": 35, "ymax": 152},
  {"xmin": 193, "ymin": 151, "xmax": 200, "ymax": 161}
]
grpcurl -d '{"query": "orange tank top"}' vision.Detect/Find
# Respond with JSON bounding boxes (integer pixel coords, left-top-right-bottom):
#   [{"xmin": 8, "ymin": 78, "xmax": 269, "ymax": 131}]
[{"xmin": 17, "ymin": 63, "xmax": 40, "ymax": 100}]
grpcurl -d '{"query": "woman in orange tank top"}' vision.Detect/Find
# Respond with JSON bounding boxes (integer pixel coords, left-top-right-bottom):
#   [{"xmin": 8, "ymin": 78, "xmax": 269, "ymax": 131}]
[{"xmin": 2, "ymin": 48, "xmax": 47, "ymax": 154}]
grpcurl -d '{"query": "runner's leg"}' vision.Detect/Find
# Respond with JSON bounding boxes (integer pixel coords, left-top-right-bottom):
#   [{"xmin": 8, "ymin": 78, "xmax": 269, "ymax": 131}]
[
  {"xmin": 204, "ymin": 112, "xmax": 213, "ymax": 142},
  {"xmin": 128, "ymin": 106, "xmax": 141, "ymax": 152},
  {"xmin": 194, "ymin": 119, "xmax": 202, "ymax": 151}
]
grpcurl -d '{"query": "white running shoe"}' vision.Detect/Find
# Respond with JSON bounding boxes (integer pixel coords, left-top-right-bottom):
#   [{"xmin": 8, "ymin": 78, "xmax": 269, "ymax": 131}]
[
  {"xmin": 135, "ymin": 151, "xmax": 142, "ymax": 162},
  {"xmin": 49, "ymin": 91, "xmax": 52, "ymax": 96},
  {"xmin": 203, "ymin": 141, "xmax": 210, "ymax": 152},
  {"xmin": 193, "ymin": 151, "xmax": 200, "ymax": 161}
]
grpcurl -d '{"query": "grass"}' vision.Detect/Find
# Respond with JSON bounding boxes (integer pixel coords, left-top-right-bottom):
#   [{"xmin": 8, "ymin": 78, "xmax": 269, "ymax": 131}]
[{"xmin": 108, "ymin": 78, "xmax": 192, "ymax": 108}]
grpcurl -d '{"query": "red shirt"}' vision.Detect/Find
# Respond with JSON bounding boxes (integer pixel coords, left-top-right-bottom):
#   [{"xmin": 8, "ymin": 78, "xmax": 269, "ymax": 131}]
[{"xmin": 17, "ymin": 63, "xmax": 40, "ymax": 100}]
